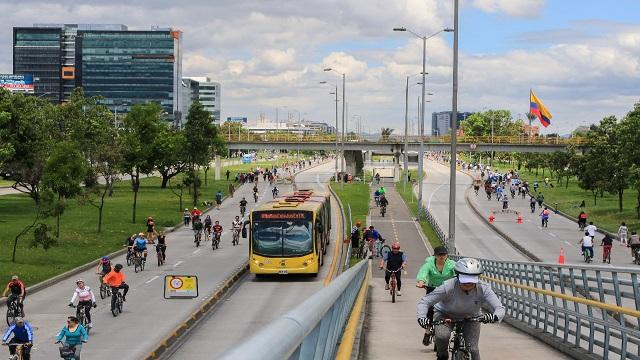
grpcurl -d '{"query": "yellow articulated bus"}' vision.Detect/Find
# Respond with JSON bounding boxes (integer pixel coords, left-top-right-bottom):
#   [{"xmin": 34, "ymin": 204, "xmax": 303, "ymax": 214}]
[{"xmin": 243, "ymin": 190, "xmax": 331, "ymax": 276}]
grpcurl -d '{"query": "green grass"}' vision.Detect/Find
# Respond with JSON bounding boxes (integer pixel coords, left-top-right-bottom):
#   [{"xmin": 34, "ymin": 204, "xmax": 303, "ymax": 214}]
[
  {"xmin": 488, "ymin": 160, "xmax": 640, "ymax": 233},
  {"xmin": 0, "ymin": 179, "xmax": 13, "ymax": 187},
  {"xmin": 396, "ymin": 182, "xmax": 443, "ymax": 249},
  {"xmin": 330, "ymin": 182, "xmax": 370, "ymax": 229},
  {"xmin": 0, "ymin": 160, "xmax": 280, "ymax": 286}
]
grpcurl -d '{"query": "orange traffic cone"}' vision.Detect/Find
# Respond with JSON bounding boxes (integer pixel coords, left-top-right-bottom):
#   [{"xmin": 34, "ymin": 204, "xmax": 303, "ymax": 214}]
[
  {"xmin": 517, "ymin": 213, "xmax": 523, "ymax": 224},
  {"xmin": 557, "ymin": 247, "xmax": 565, "ymax": 264},
  {"xmin": 488, "ymin": 212, "xmax": 495, "ymax": 224}
]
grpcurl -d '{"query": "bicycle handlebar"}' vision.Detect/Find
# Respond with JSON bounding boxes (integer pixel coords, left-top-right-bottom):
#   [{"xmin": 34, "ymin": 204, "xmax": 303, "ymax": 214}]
[{"xmin": 431, "ymin": 315, "xmax": 488, "ymax": 326}]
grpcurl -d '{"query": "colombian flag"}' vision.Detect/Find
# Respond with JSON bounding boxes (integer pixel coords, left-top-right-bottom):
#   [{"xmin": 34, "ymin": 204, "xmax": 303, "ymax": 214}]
[{"xmin": 530, "ymin": 89, "xmax": 552, "ymax": 127}]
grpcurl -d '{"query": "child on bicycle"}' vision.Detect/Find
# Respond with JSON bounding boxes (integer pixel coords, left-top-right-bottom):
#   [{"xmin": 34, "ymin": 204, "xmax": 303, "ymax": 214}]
[
  {"xmin": 579, "ymin": 231, "xmax": 594, "ymax": 260},
  {"xmin": 600, "ymin": 234, "xmax": 613, "ymax": 263}
]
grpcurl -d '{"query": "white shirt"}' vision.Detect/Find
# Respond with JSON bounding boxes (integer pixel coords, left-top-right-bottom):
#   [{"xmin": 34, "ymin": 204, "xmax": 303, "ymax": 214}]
[
  {"xmin": 585, "ymin": 224, "xmax": 597, "ymax": 237},
  {"xmin": 581, "ymin": 236, "xmax": 593, "ymax": 247}
]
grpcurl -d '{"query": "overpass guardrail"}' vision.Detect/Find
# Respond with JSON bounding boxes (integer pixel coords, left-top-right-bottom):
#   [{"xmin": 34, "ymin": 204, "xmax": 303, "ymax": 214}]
[
  {"xmin": 218, "ymin": 259, "xmax": 369, "ymax": 360},
  {"xmin": 465, "ymin": 257, "xmax": 640, "ymax": 359},
  {"xmin": 226, "ymin": 133, "xmax": 586, "ymax": 146}
]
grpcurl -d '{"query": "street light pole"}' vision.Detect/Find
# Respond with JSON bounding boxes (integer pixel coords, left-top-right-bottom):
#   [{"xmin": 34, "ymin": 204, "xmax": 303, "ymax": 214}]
[
  {"xmin": 324, "ymin": 68, "xmax": 346, "ymax": 188},
  {"xmin": 448, "ymin": 0, "xmax": 460, "ymax": 254},
  {"xmin": 320, "ymin": 81, "xmax": 340, "ymax": 183},
  {"xmin": 404, "ymin": 76, "xmax": 409, "ymax": 192}
]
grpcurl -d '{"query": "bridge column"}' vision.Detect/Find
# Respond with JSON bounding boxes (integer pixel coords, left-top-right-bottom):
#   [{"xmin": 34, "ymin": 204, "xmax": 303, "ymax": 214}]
[
  {"xmin": 343, "ymin": 150, "xmax": 364, "ymax": 177},
  {"xmin": 394, "ymin": 152, "xmax": 400, "ymax": 182},
  {"xmin": 214, "ymin": 155, "xmax": 221, "ymax": 180}
]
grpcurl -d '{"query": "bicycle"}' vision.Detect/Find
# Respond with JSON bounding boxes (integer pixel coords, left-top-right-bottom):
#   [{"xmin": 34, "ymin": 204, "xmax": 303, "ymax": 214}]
[
  {"xmin": 133, "ymin": 250, "xmax": 146, "ymax": 273},
  {"xmin": 541, "ymin": 217, "xmax": 548, "ymax": 228},
  {"xmin": 374, "ymin": 196, "xmax": 380, "ymax": 207},
  {"xmin": 212, "ymin": 232, "xmax": 221, "ymax": 250},
  {"xmin": 58, "ymin": 343, "xmax": 79, "ymax": 360},
  {"xmin": 429, "ymin": 315, "xmax": 493, "ymax": 360},
  {"xmin": 5, "ymin": 297, "xmax": 22, "ymax": 326},
  {"xmin": 2, "ymin": 342, "xmax": 26, "ymax": 360},
  {"xmin": 97, "ymin": 273, "xmax": 111, "ymax": 300},
  {"xmin": 194, "ymin": 229, "xmax": 202, "ymax": 247},
  {"xmin": 240, "ymin": 205, "xmax": 246, "ymax": 217},
  {"xmin": 602, "ymin": 245, "xmax": 612, "ymax": 264},
  {"xmin": 232, "ymin": 228, "xmax": 240, "ymax": 246},
  {"xmin": 125, "ymin": 246, "xmax": 134, "ymax": 266},
  {"xmin": 378, "ymin": 240, "xmax": 390, "ymax": 259},
  {"xmin": 72, "ymin": 304, "xmax": 91, "ymax": 333},
  {"xmin": 380, "ymin": 205, "xmax": 386, "ymax": 217},
  {"xmin": 155, "ymin": 244, "xmax": 166, "ymax": 266},
  {"xmin": 578, "ymin": 220, "xmax": 586, "ymax": 231},
  {"xmin": 253, "ymin": 192, "xmax": 259, "ymax": 203},
  {"xmin": 381, "ymin": 267, "xmax": 402, "ymax": 303},
  {"xmin": 110, "ymin": 288, "xmax": 124, "ymax": 317},
  {"xmin": 583, "ymin": 247, "xmax": 593, "ymax": 263}
]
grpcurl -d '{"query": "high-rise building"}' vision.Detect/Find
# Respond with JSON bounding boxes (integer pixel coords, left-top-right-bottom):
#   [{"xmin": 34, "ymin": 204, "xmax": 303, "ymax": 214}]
[
  {"xmin": 13, "ymin": 24, "xmax": 182, "ymax": 124},
  {"xmin": 431, "ymin": 111, "xmax": 472, "ymax": 136},
  {"xmin": 181, "ymin": 77, "xmax": 221, "ymax": 124}
]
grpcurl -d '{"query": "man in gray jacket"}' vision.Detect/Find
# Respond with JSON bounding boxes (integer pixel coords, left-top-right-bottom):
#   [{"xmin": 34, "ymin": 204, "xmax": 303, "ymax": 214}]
[{"xmin": 417, "ymin": 258, "xmax": 505, "ymax": 360}]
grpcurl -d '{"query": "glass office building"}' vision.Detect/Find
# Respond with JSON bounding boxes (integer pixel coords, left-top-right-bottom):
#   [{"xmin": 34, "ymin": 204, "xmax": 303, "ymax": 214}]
[
  {"xmin": 13, "ymin": 27, "xmax": 63, "ymax": 102},
  {"xmin": 181, "ymin": 77, "xmax": 221, "ymax": 124},
  {"xmin": 13, "ymin": 24, "xmax": 182, "ymax": 125}
]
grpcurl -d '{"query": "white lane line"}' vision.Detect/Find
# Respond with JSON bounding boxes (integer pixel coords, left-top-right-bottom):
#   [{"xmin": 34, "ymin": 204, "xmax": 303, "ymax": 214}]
[
  {"xmin": 145, "ymin": 275, "xmax": 159, "ymax": 284},
  {"xmin": 564, "ymin": 241, "xmax": 573, "ymax": 246},
  {"xmin": 427, "ymin": 182, "xmax": 447, "ymax": 209},
  {"xmin": 549, "ymin": 233, "xmax": 557, "ymax": 238},
  {"xmin": 173, "ymin": 260, "xmax": 183, "ymax": 267},
  {"xmin": 192, "ymin": 249, "xmax": 201, "ymax": 255}
]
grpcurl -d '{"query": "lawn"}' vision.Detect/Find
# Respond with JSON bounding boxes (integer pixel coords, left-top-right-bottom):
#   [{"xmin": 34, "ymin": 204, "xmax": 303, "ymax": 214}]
[
  {"xmin": 0, "ymin": 160, "xmax": 280, "ymax": 286},
  {"xmin": 396, "ymin": 182, "xmax": 443, "ymax": 249},
  {"xmin": 488, "ymin": 160, "xmax": 640, "ymax": 234},
  {"xmin": 0, "ymin": 179, "xmax": 13, "ymax": 187},
  {"xmin": 330, "ymin": 182, "xmax": 370, "ymax": 229}
]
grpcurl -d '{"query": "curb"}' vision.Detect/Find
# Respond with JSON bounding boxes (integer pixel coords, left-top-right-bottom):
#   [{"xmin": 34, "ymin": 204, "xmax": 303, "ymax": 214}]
[
  {"xmin": 327, "ymin": 183, "xmax": 349, "ymax": 272},
  {"xmin": 144, "ymin": 261, "xmax": 249, "ymax": 359}
]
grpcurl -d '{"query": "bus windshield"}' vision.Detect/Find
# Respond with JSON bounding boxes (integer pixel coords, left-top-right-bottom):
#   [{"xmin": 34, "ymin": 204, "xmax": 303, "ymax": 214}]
[{"xmin": 253, "ymin": 220, "xmax": 313, "ymax": 257}]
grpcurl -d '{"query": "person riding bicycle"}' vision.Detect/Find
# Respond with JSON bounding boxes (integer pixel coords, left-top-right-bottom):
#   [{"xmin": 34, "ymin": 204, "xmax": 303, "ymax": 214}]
[
  {"xmin": 578, "ymin": 211, "xmax": 588, "ymax": 230},
  {"xmin": 373, "ymin": 189, "xmax": 381, "ymax": 206},
  {"xmin": 379, "ymin": 194, "xmax": 389, "ymax": 210},
  {"xmin": 364, "ymin": 226, "xmax": 383, "ymax": 259},
  {"xmin": 379, "ymin": 242, "xmax": 407, "ymax": 296},
  {"xmin": 204, "ymin": 215, "xmax": 213, "ymax": 237},
  {"xmin": 536, "ymin": 193, "xmax": 545, "ymax": 207},
  {"xmin": 350, "ymin": 220, "xmax": 362, "ymax": 255},
  {"xmin": 272, "ymin": 185, "xmax": 279, "ymax": 198},
  {"xmin": 374, "ymin": 172, "xmax": 381, "ymax": 184},
  {"xmin": 191, "ymin": 207, "xmax": 202, "ymax": 224},
  {"xmin": 133, "ymin": 233, "xmax": 148, "ymax": 260},
  {"xmin": 232, "ymin": 216, "xmax": 243, "ymax": 242},
  {"xmin": 55, "ymin": 316, "xmax": 88, "ymax": 360},
  {"xmin": 103, "ymin": 264, "xmax": 129, "ymax": 302},
  {"xmin": 239, "ymin": 197, "xmax": 248, "ymax": 216},
  {"xmin": 378, "ymin": 186, "xmax": 386, "ymax": 196},
  {"xmin": 212, "ymin": 221, "xmax": 223, "ymax": 241},
  {"xmin": 501, "ymin": 193, "xmax": 509, "ymax": 210},
  {"xmin": 95, "ymin": 257, "xmax": 112, "ymax": 284},
  {"xmin": 2, "ymin": 317, "xmax": 33, "ymax": 360},
  {"xmin": 628, "ymin": 232, "xmax": 640, "ymax": 261},
  {"xmin": 539, "ymin": 207, "xmax": 550, "ymax": 227},
  {"xmin": 579, "ymin": 231, "xmax": 594, "ymax": 260},
  {"xmin": 3, "ymin": 275, "xmax": 25, "ymax": 315},
  {"xmin": 417, "ymin": 258, "xmax": 505, "ymax": 360},
  {"xmin": 529, "ymin": 196, "xmax": 536, "ymax": 212},
  {"xmin": 600, "ymin": 234, "xmax": 613, "ymax": 263},
  {"xmin": 215, "ymin": 190, "xmax": 223, "ymax": 210},
  {"xmin": 192, "ymin": 217, "xmax": 203, "ymax": 243},
  {"xmin": 68, "ymin": 279, "xmax": 96, "ymax": 329},
  {"xmin": 155, "ymin": 231, "xmax": 167, "ymax": 262},
  {"xmin": 585, "ymin": 221, "xmax": 597, "ymax": 239},
  {"xmin": 416, "ymin": 246, "xmax": 456, "ymax": 346}
]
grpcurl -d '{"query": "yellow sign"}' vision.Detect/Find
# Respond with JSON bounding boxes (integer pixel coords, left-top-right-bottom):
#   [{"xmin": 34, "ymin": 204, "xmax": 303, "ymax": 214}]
[{"xmin": 164, "ymin": 275, "xmax": 198, "ymax": 299}]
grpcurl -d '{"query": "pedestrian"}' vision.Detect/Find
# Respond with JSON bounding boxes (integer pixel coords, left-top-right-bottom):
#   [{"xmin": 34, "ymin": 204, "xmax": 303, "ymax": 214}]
[
  {"xmin": 183, "ymin": 208, "xmax": 191, "ymax": 227},
  {"xmin": 618, "ymin": 222, "xmax": 629, "ymax": 246},
  {"xmin": 225, "ymin": 169, "xmax": 230, "ymax": 181},
  {"xmin": 215, "ymin": 190, "xmax": 223, "ymax": 210},
  {"xmin": 228, "ymin": 183, "xmax": 235, "ymax": 198}
]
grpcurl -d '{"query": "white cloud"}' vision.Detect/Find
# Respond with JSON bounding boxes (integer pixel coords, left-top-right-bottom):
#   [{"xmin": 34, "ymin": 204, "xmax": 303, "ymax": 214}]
[{"xmin": 472, "ymin": 0, "xmax": 546, "ymax": 17}]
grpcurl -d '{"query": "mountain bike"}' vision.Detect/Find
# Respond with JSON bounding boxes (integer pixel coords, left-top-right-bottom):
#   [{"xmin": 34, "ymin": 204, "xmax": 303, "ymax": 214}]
[
  {"xmin": 110, "ymin": 288, "xmax": 124, "ymax": 317},
  {"xmin": 125, "ymin": 246, "xmax": 133, "ymax": 266},
  {"xmin": 98, "ymin": 277, "xmax": 111, "ymax": 300},
  {"xmin": 381, "ymin": 267, "xmax": 402, "ymax": 303},
  {"xmin": 3, "ymin": 342, "xmax": 26, "ymax": 360},
  {"xmin": 378, "ymin": 241, "xmax": 390, "ymax": 259},
  {"xmin": 194, "ymin": 229, "xmax": 202, "ymax": 247},
  {"xmin": 133, "ymin": 250, "xmax": 146, "ymax": 273},
  {"xmin": 155, "ymin": 244, "xmax": 166, "ymax": 266},
  {"xmin": 72, "ymin": 304, "xmax": 91, "ymax": 333},
  {"xmin": 430, "ymin": 316, "xmax": 493, "ymax": 360},
  {"xmin": 212, "ymin": 232, "xmax": 221, "ymax": 250}
]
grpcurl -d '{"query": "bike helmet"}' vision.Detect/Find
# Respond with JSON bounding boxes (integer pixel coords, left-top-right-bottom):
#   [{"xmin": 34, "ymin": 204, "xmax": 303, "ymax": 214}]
[
  {"xmin": 114, "ymin": 264, "xmax": 124, "ymax": 271},
  {"xmin": 11, "ymin": 275, "xmax": 18, "ymax": 280},
  {"xmin": 454, "ymin": 258, "xmax": 483, "ymax": 276},
  {"xmin": 75, "ymin": 279, "xmax": 84, "ymax": 284},
  {"xmin": 138, "ymin": 232, "xmax": 145, "ymax": 237},
  {"xmin": 391, "ymin": 242, "xmax": 401, "ymax": 250},
  {"xmin": 101, "ymin": 256, "xmax": 110, "ymax": 263}
]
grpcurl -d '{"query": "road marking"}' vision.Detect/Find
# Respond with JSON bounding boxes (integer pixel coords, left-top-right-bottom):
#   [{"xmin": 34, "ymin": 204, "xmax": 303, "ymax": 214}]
[
  {"xmin": 173, "ymin": 260, "xmax": 183, "ymax": 267},
  {"xmin": 192, "ymin": 249, "xmax": 201, "ymax": 255},
  {"xmin": 549, "ymin": 233, "xmax": 557, "ymax": 238},
  {"xmin": 145, "ymin": 275, "xmax": 159, "ymax": 284},
  {"xmin": 323, "ymin": 196, "xmax": 343, "ymax": 287},
  {"xmin": 374, "ymin": 219, "xmax": 415, "ymax": 223},
  {"xmin": 564, "ymin": 241, "xmax": 573, "ymax": 246},
  {"xmin": 427, "ymin": 182, "xmax": 447, "ymax": 209}
]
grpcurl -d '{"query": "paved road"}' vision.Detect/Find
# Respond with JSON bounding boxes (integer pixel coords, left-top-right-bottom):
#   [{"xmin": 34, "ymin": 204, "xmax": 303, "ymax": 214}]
[
  {"xmin": 365, "ymin": 181, "xmax": 569, "ymax": 359},
  {"xmin": 0, "ymin": 162, "xmax": 318, "ymax": 359},
  {"xmin": 164, "ymin": 162, "xmax": 346, "ymax": 359}
]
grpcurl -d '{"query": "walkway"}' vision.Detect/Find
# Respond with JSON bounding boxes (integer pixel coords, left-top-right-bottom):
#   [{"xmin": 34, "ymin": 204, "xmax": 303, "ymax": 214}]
[{"xmin": 365, "ymin": 180, "xmax": 569, "ymax": 359}]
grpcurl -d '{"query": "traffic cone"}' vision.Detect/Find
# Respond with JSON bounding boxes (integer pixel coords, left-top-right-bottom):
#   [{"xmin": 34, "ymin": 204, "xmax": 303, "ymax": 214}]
[
  {"xmin": 488, "ymin": 212, "xmax": 495, "ymax": 224},
  {"xmin": 557, "ymin": 247, "xmax": 565, "ymax": 264},
  {"xmin": 517, "ymin": 213, "xmax": 523, "ymax": 224}
]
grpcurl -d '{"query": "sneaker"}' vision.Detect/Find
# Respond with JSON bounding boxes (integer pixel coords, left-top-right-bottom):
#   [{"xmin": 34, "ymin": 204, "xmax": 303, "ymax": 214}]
[
  {"xmin": 397, "ymin": 291, "xmax": 402, "ymax": 296},
  {"xmin": 423, "ymin": 332, "xmax": 432, "ymax": 346},
  {"xmin": 87, "ymin": 323, "xmax": 92, "ymax": 329},
  {"xmin": 385, "ymin": 284, "xmax": 390, "ymax": 290},
  {"xmin": 122, "ymin": 296, "xmax": 126, "ymax": 302}
]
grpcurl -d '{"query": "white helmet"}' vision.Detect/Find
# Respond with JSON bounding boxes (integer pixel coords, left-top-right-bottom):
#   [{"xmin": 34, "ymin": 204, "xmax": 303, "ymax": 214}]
[
  {"xmin": 454, "ymin": 258, "xmax": 483, "ymax": 276},
  {"xmin": 75, "ymin": 279, "xmax": 85, "ymax": 284}
]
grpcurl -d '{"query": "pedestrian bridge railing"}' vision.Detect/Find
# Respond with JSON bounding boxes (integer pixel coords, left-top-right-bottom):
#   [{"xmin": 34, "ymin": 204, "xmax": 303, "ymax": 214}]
[
  {"xmin": 218, "ymin": 259, "xmax": 369, "ymax": 360},
  {"xmin": 467, "ymin": 257, "xmax": 640, "ymax": 359}
]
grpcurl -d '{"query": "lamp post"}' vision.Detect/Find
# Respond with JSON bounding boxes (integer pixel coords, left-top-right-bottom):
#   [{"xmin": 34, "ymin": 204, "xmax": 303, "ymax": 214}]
[
  {"xmin": 394, "ymin": 26, "xmax": 454, "ymax": 214},
  {"xmin": 320, "ymin": 81, "xmax": 340, "ymax": 183},
  {"xmin": 324, "ymin": 68, "xmax": 346, "ymax": 180},
  {"xmin": 448, "ymin": 0, "xmax": 460, "ymax": 254}
]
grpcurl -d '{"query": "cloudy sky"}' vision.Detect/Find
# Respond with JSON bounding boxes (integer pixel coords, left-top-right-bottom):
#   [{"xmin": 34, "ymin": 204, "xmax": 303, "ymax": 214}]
[{"xmin": 1, "ymin": 0, "xmax": 639, "ymax": 134}]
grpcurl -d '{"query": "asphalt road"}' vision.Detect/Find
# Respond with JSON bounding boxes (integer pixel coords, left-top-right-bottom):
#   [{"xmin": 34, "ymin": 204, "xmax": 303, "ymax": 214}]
[
  {"xmin": 164, "ymin": 162, "xmax": 346, "ymax": 359},
  {"xmin": 1, "ymin": 162, "xmax": 316, "ymax": 360}
]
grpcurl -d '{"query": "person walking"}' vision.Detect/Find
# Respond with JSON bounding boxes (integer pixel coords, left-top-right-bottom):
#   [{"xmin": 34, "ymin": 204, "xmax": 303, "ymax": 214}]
[{"xmin": 618, "ymin": 222, "xmax": 629, "ymax": 246}]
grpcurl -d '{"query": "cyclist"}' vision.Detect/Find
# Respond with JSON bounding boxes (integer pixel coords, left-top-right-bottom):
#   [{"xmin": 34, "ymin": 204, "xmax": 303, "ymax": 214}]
[
  {"xmin": 364, "ymin": 226, "xmax": 383, "ymax": 259},
  {"xmin": 539, "ymin": 207, "xmax": 550, "ymax": 227},
  {"xmin": 374, "ymin": 172, "xmax": 380, "ymax": 184},
  {"xmin": 191, "ymin": 207, "xmax": 202, "ymax": 225},
  {"xmin": 232, "ymin": 216, "xmax": 243, "ymax": 245},
  {"xmin": 133, "ymin": 233, "xmax": 148, "ymax": 261},
  {"xmin": 373, "ymin": 188, "xmax": 381, "ymax": 207},
  {"xmin": 215, "ymin": 190, "xmax": 223, "ymax": 210},
  {"xmin": 155, "ymin": 231, "xmax": 167, "ymax": 262},
  {"xmin": 378, "ymin": 186, "xmax": 386, "ymax": 196},
  {"xmin": 183, "ymin": 208, "xmax": 191, "ymax": 226},
  {"xmin": 2, "ymin": 317, "xmax": 33, "ymax": 360},
  {"xmin": 239, "ymin": 197, "xmax": 248, "ymax": 216},
  {"xmin": 379, "ymin": 242, "xmax": 406, "ymax": 295},
  {"xmin": 601, "ymin": 234, "xmax": 613, "ymax": 263},
  {"xmin": 577, "ymin": 211, "xmax": 588, "ymax": 230},
  {"xmin": 204, "ymin": 215, "xmax": 213, "ymax": 240},
  {"xmin": 145, "ymin": 216, "xmax": 156, "ymax": 242},
  {"xmin": 579, "ymin": 231, "xmax": 594, "ymax": 260},
  {"xmin": 55, "ymin": 316, "xmax": 88, "ymax": 360},
  {"xmin": 350, "ymin": 220, "xmax": 362, "ymax": 256},
  {"xmin": 103, "ymin": 264, "xmax": 129, "ymax": 302},
  {"xmin": 501, "ymin": 193, "xmax": 509, "ymax": 210},
  {"xmin": 416, "ymin": 246, "xmax": 456, "ymax": 346},
  {"xmin": 417, "ymin": 258, "xmax": 505, "ymax": 360},
  {"xmin": 379, "ymin": 194, "xmax": 389, "ymax": 212},
  {"xmin": 585, "ymin": 221, "xmax": 597, "ymax": 240},
  {"xmin": 536, "ymin": 193, "xmax": 545, "ymax": 207},
  {"xmin": 529, "ymin": 196, "xmax": 536, "ymax": 213},
  {"xmin": 192, "ymin": 217, "xmax": 203, "ymax": 243},
  {"xmin": 68, "ymin": 279, "xmax": 96, "ymax": 329},
  {"xmin": 253, "ymin": 184, "xmax": 259, "ymax": 202},
  {"xmin": 212, "ymin": 220, "xmax": 223, "ymax": 244},
  {"xmin": 123, "ymin": 234, "xmax": 136, "ymax": 263},
  {"xmin": 95, "ymin": 257, "xmax": 112, "ymax": 284},
  {"xmin": 272, "ymin": 185, "xmax": 279, "ymax": 198},
  {"xmin": 3, "ymin": 275, "xmax": 25, "ymax": 315}
]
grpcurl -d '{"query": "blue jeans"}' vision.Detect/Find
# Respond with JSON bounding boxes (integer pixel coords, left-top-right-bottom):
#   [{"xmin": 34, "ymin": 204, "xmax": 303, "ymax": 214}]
[{"xmin": 581, "ymin": 246, "xmax": 593, "ymax": 258}]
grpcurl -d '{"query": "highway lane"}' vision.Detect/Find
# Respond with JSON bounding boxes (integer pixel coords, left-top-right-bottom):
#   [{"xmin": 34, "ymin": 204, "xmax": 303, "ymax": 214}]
[
  {"xmin": 420, "ymin": 160, "xmax": 528, "ymax": 261},
  {"xmin": 2, "ymin": 163, "xmax": 314, "ymax": 360},
  {"xmin": 164, "ymin": 162, "xmax": 345, "ymax": 359}
]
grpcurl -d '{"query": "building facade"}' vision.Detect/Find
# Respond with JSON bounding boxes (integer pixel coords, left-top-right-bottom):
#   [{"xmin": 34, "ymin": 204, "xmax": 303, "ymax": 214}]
[
  {"xmin": 181, "ymin": 77, "xmax": 221, "ymax": 124},
  {"xmin": 431, "ymin": 111, "xmax": 472, "ymax": 136},
  {"xmin": 13, "ymin": 24, "xmax": 182, "ymax": 124}
]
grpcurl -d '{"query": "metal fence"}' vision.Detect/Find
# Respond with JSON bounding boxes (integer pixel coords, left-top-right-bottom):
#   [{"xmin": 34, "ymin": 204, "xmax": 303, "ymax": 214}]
[
  {"xmin": 471, "ymin": 257, "xmax": 640, "ymax": 359},
  {"xmin": 343, "ymin": 203, "xmax": 353, "ymax": 271},
  {"xmin": 417, "ymin": 205, "xmax": 447, "ymax": 245},
  {"xmin": 218, "ymin": 259, "xmax": 369, "ymax": 360}
]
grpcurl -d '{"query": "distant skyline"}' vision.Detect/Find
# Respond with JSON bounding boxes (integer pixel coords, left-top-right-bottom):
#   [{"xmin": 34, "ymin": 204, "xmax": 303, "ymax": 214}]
[{"xmin": 1, "ymin": 0, "xmax": 639, "ymax": 134}]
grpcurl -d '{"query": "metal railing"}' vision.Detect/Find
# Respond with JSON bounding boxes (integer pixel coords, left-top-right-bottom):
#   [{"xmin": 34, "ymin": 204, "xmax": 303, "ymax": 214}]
[
  {"xmin": 343, "ymin": 203, "xmax": 353, "ymax": 271},
  {"xmin": 470, "ymin": 257, "xmax": 640, "ymax": 359},
  {"xmin": 218, "ymin": 259, "xmax": 369, "ymax": 360},
  {"xmin": 417, "ymin": 205, "xmax": 447, "ymax": 245},
  {"xmin": 226, "ymin": 133, "xmax": 586, "ymax": 146}
]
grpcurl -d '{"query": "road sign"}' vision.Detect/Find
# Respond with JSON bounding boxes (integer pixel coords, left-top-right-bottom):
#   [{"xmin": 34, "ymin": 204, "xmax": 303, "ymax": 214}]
[
  {"xmin": 164, "ymin": 275, "xmax": 199, "ymax": 299},
  {"xmin": 470, "ymin": 143, "xmax": 477, "ymax": 150}
]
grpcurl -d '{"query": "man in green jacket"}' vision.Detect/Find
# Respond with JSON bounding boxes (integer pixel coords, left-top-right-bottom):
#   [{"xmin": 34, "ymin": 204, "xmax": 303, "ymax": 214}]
[{"xmin": 416, "ymin": 246, "xmax": 456, "ymax": 346}]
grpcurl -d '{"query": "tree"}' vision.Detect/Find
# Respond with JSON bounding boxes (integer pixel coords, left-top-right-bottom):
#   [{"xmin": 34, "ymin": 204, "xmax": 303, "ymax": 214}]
[
  {"xmin": 121, "ymin": 103, "xmax": 164, "ymax": 223},
  {"xmin": 0, "ymin": 111, "xmax": 14, "ymax": 167},
  {"xmin": 154, "ymin": 127, "xmax": 187, "ymax": 188},
  {"xmin": 380, "ymin": 128, "xmax": 394, "ymax": 142},
  {"xmin": 183, "ymin": 101, "xmax": 219, "ymax": 206},
  {"xmin": 41, "ymin": 141, "xmax": 87, "ymax": 239},
  {"xmin": 619, "ymin": 103, "xmax": 640, "ymax": 217}
]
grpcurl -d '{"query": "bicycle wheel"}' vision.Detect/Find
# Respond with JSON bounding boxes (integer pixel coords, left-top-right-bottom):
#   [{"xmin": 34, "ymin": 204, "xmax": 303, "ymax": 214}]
[
  {"xmin": 111, "ymin": 299, "xmax": 119, "ymax": 317},
  {"xmin": 452, "ymin": 349, "xmax": 471, "ymax": 360},
  {"xmin": 6, "ymin": 305, "xmax": 16, "ymax": 326},
  {"xmin": 134, "ymin": 259, "xmax": 140, "ymax": 273},
  {"xmin": 100, "ymin": 284, "xmax": 107, "ymax": 299},
  {"xmin": 117, "ymin": 296, "xmax": 123, "ymax": 313},
  {"xmin": 380, "ymin": 245, "xmax": 391, "ymax": 259},
  {"xmin": 141, "ymin": 258, "xmax": 146, "ymax": 271},
  {"xmin": 391, "ymin": 284, "xmax": 396, "ymax": 303},
  {"xmin": 126, "ymin": 253, "xmax": 133, "ymax": 266}
]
